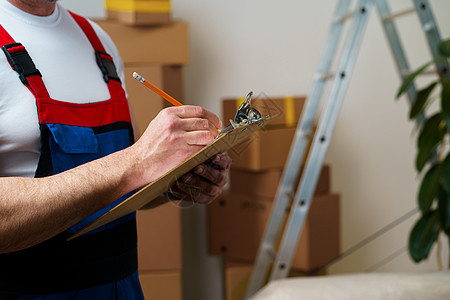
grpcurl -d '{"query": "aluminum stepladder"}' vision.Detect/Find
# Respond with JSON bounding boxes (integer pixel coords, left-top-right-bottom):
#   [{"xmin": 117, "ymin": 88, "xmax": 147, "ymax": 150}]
[{"xmin": 246, "ymin": 0, "xmax": 449, "ymax": 298}]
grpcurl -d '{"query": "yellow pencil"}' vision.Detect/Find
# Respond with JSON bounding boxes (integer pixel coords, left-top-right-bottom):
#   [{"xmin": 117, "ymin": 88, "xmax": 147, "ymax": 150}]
[
  {"xmin": 133, "ymin": 72, "xmax": 183, "ymax": 106},
  {"xmin": 133, "ymin": 72, "xmax": 221, "ymax": 134}
]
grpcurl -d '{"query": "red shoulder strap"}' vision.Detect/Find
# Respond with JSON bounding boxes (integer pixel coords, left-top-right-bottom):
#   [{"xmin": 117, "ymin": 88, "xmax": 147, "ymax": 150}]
[
  {"xmin": 68, "ymin": 11, "xmax": 106, "ymax": 53},
  {"xmin": 0, "ymin": 24, "xmax": 15, "ymax": 44},
  {"xmin": 68, "ymin": 11, "xmax": 127, "ymax": 101},
  {"xmin": 0, "ymin": 24, "xmax": 50, "ymax": 99}
]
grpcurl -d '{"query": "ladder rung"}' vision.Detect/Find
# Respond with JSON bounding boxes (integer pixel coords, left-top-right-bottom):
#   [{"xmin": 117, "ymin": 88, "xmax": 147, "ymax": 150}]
[
  {"xmin": 423, "ymin": 21, "xmax": 435, "ymax": 32},
  {"xmin": 335, "ymin": 10, "xmax": 355, "ymax": 23},
  {"xmin": 315, "ymin": 72, "xmax": 335, "ymax": 81},
  {"xmin": 283, "ymin": 188, "xmax": 295, "ymax": 201},
  {"xmin": 295, "ymin": 129, "xmax": 313, "ymax": 140},
  {"xmin": 262, "ymin": 244, "xmax": 277, "ymax": 259},
  {"xmin": 382, "ymin": 7, "xmax": 415, "ymax": 22},
  {"xmin": 401, "ymin": 69, "xmax": 437, "ymax": 77}
]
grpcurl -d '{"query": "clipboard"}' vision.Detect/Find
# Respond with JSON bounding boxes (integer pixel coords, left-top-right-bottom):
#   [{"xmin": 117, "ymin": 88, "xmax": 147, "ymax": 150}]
[{"xmin": 69, "ymin": 117, "xmax": 270, "ymax": 240}]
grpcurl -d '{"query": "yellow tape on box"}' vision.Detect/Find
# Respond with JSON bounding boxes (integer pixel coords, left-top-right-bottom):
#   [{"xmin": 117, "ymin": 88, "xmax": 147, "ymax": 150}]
[
  {"xmin": 105, "ymin": 0, "xmax": 171, "ymax": 13},
  {"xmin": 234, "ymin": 96, "xmax": 298, "ymax": 127},
  {"xmin": 283, "ymin": 96, "xmax": 296, "ymax": 127}
]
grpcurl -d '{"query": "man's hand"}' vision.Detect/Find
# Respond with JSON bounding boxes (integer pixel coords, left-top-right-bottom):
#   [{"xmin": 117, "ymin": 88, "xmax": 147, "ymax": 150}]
[
  {"xmin": 169, "ymin": 153, "xmax": 232, "ymax": 204},
  {"xmin": 129, "ymin": 105, "xmax": 222, "ymax": 188}
]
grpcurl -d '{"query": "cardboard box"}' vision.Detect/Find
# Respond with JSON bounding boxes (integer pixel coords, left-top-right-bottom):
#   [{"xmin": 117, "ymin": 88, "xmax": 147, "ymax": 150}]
[
  {"xmin": 222, "ymin": 95, "xmax": 306, "ymax": 128},
  {"xmin": 207, "ymin": 193, "xmax": 340, "ymax": 272},
  {"xmin": 139, "ymin": 270, "xmax": 182, "ymax": 300},
  {"xmin": 107, "ymin": 10, "xmax": 171, "ymax": 26},
  {"xmin": 224, "ymin": 262, "xmax": 253, "ymax": 300},
  {"xmin": 124, "ymin": 64, "xmax": 183, "ymax": 137},
  {"xmin": 137, "ymin": 202, "xmax": 182, "ymax": 271},
  {"xmin": 94, "ymin": 20, "xmax": 189, "ymax": 65},
  {"xmin": 228, "ymin": 127, "xmax": 296, "ymax": 171},
  {"xmin": 229, "ymin": 165, "xmax": 331, "ymax": 198},
  {"xmin": 105, "ymin": 0, "xmax": 171, "ymax": 25}
]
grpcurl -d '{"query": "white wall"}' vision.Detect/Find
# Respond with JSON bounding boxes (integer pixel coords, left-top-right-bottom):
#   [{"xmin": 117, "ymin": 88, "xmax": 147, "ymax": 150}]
[{"xmin": 60, "ymin": 1, "xmax": 450, "ymax": 299}]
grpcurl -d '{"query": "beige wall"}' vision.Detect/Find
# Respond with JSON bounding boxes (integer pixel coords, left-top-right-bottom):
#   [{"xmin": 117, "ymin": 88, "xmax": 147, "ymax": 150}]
[{"xmin": 61, "ymin": 1, "xmax": 450, "ymax": 299}]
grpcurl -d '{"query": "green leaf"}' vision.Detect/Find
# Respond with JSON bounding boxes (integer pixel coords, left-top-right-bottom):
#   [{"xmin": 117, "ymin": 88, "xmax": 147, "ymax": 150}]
[
  {"xmin": 442, "ymin": 152, "xmax": 450, "ymax": 193},
  {"xmin": 396, "ymin": 61, "xmax": 434, "ymax": 99},
  {"xmin": 416, "ymin": 113, "xmax": 443, "ymax": 172},
  {"xmin": 441, "ymin": 79, "xmax": 450, "ymax": 131},
  {"xmin": 409, "ymin": 81, "xmax": 438, "ymax": 120},
  {"xmin": 437, "ymin": 186, "xmax": 450, "ymax": 234},
  {"xmin": 409, "ymin": 210, "xmax": 440, "ymax": 263},
  {"xmin": 418, "ymin": 163, "xmax": 442, "ymax": 214},
  {"xmin": 417, "ymin": 113, "xmax": 444, "ymax": 149},
  {"xmin": 438, "ymin": 39, "xmax": 450, "ymax": 57}
]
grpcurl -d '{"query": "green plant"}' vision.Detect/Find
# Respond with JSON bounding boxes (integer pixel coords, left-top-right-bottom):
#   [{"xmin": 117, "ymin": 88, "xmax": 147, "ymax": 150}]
[{"xmin": 396, "ymin": 38, "xmax": 450, "ymax": 267}]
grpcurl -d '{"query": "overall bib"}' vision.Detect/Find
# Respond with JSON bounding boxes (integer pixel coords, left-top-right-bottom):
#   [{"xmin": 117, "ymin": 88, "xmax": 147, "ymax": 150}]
[{"xmin": 0, "ymin": 12, "xmax": 144, "ymax": 299}]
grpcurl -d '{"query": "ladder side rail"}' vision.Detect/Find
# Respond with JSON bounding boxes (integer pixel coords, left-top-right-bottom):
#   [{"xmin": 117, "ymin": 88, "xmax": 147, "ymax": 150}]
[
  {"xmin": 378, "ymin": 0, "xmax": 444, "ymax": 168},
  {"xmin": 270, "ymin": 0, "xmax": 374, "ymax": 281},
  {"xmin": 245, "ymin": 0, "xmax": 353, "ymax": 297},
  {"xmin": 412, "ymin": 0, "xmax": 449, "ymax": 80},
  {"xmin": 375, "ymin": 0, "xmax": 437, "ymax": 134},
  {"xmin": 375, "ymin": 0, "xmax": 418, "ymax": 106}
]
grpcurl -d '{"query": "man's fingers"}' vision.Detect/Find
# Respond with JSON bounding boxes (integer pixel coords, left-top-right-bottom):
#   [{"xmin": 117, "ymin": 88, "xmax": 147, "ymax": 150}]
[
  {"xmin": 184, "ymin": 131, "xmax": 217, "ymax": 146},
  {"xmin": 210, "ymin": 154, "xmax": 232, "ymax": 170},
  {"xmin": 173, "ymin": 105, "xmax": 222, "ymax": 129},
  {"xmin": 171, "ymin": 172, "xmax": 222, "ymax": 204},
  {"xmin": 193, "ymin": 163, "xmax": 228, "ymax": 186},
  {"xmin": 169, "ymin": 185, "xmax": 190, "ymax": 201},
  {"xmin": 179, "ymin": 118, "xmax": 219, "ymax": 134}
]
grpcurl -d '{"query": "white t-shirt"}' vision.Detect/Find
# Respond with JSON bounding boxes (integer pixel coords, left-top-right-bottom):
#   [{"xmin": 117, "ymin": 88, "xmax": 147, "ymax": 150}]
[{"xmin": 0, "ymin": 0, "xmax": 127, "ymax": 178}]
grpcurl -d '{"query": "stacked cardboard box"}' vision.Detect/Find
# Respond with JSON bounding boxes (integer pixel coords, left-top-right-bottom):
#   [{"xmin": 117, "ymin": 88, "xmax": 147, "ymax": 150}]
[
  {"xmin": 208, "ymin": 95, "xmax": 341, "ymax": 299},
  {"xmin": 138, "ymin": 269, "xmax": 182, "ymax": 300},
  {"xmin": 95, "ymin": 17, "xmax": 187, "ymax": 300},
  {"xmin": 208, "ymin": 192, "xmax": 340, "ymax": 270},
  {"xmin": 105, "ymin": 0, "xmax": 172, "ymax": 26}
]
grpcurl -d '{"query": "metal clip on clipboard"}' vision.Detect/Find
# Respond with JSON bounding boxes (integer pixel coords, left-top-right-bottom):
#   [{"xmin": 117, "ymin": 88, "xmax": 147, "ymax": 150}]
[
  {"xmin": 219, "ymin": 91, "xmax": 267, "ymax": 137},
  {"xmin": 205, "ymin": 91, "xmax": 267, "ymax": 170}
]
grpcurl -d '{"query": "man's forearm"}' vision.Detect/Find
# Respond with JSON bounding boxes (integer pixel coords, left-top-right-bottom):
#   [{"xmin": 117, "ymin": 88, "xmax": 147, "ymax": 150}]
[
  {"xmin": 0, "ymin": 105, "xmax": 222, "ymax": 254},
  {"xmin": 0, "ymin": 147, "xmax": 142, "ymax": 254}
]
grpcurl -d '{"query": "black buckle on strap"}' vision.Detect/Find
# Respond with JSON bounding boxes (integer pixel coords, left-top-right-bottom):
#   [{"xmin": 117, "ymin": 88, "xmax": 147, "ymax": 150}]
[
  {"xmin": 2, "ymin": 42, "xmax": 42, "ymax": 85},
  {"xmin": 95, "ymin": 50, "xmax": 120, "ymax": 83}
]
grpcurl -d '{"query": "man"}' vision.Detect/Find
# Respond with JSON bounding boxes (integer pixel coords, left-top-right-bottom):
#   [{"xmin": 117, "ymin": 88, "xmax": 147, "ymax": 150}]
[{"xmin": 0, "ymin": 0, "xmax": 231, "ymax": 298}]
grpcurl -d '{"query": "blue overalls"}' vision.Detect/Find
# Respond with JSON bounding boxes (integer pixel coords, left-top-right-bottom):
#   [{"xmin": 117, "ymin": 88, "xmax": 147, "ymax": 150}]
[{"xmin": 0, "ymin": 11, "xmax": 144, "ymax": 299}]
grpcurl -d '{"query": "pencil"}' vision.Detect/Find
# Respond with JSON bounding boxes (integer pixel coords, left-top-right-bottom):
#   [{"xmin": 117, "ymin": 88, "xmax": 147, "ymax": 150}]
[
  {"xmin": 133, "ymin": 72, "xmax": 183, "ymax": 107},
  {"xmin": 133, "ymin": 72, "xmax": 221, "ymax": 134}
]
